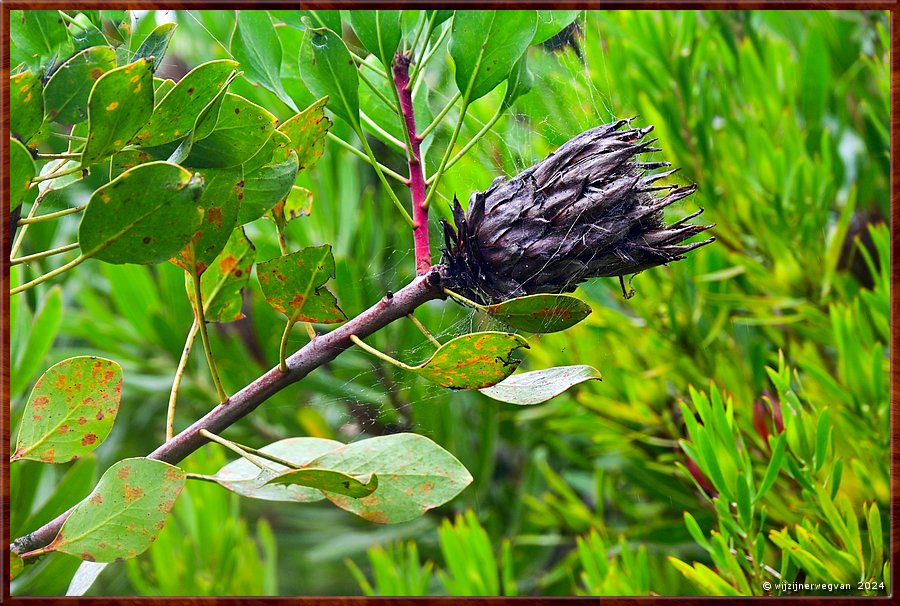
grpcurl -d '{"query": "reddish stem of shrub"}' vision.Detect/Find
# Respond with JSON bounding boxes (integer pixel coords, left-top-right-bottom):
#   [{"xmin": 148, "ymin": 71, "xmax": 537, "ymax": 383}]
[{"xmin": 394, "ymin": 54, "xmax": 431, "ymax": 275}]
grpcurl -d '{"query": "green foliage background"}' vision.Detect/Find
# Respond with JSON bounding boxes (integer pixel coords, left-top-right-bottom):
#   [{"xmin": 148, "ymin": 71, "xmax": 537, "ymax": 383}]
[{"xmin": 10, "ymin": 9, "xmax": 890, "ymax": 596}]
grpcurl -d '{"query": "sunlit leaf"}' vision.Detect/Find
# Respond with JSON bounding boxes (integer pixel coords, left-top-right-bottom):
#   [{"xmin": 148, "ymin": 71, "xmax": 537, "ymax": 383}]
[
  {"xmin": 81, "ymin": 58, "xmax": 154, "ymax": 167},
  {"xmin": 483, "ymin": 293, "xmax": 591, "ymax": 333},
  {"xmin": 299, "ymin": 27, "xmax": 360, "ymax": 126},
  {"xmin": 10, "ymin": 551, "xmax": 24, "ymax": 581},
  {"xmin": 277, "ymin": 96, "xmax": 331, "ymax": 171},
  {"xmin": 10, "ymin": 138, "xmax": 35, "ymax": 213},
  {"xmin": 10, "ymin": 10, "xmax": 70, "ymax": 69},
  {"xmin": 480, "ymin": 364, "xmax": 601, "ymax": 405},
  {"xmin": 12, "ymin": 357, "xmax": 122, "ymax": 464},
  {"xmin": 266, "ymin": 468, "xmax": 378, "ymax": 498},
  {"xmin": 43, "ymin": 46, "xmax": 117, "ymax": 126},
  {"xmin": 402, "ymin": 332, "xmax": 529, "ymax": 389},
  {"xmin": 270, "ymin": 186, "xmax": 313, "ymax": 232},
  {"xmin": 531, "ymin": 10, "xmax": 580, "ymax": 45},
  {"xmin": 79, "ymin": 161, "xmax": 204, "ymax": 264},
  {"xmin": 231, "ymin": 10, "xmax": 295, "ymax": 109},
  {"xmin": 44, "ymin": 458, "xmax": 185, "ymax": 562},
  {"xmin": 10, "ymin": 69, "xmax": 44, "ymax": 141},
  {"xmin": 237, "ymin": 150, "xmax": 299, "ymax": 224},
  {"xmin": 133, "ymin": 22, "xmax": 176, "ymax": 72},
  {"xmin": 184, "ymin": 93, "xmax": 278, "ymax": 168},
  {"xmin": 257, "ymin": 245, "xmax": 347, "ymax": 325},
  {"xmin": 307, "ymin": 433, "xmax": 473, "ymax": 524}
]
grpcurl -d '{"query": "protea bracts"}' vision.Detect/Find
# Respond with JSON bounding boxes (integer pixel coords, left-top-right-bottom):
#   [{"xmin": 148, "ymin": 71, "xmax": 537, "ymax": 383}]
[{"xmin": 441, "ymin": 118, "xmax": 714, "ymax": 304}]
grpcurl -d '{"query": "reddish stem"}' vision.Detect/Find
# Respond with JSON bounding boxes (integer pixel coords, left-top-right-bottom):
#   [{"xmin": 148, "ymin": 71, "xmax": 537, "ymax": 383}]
[{"xmin": 393, "ymin": 54, "xmax": 431, "ymax": 275}]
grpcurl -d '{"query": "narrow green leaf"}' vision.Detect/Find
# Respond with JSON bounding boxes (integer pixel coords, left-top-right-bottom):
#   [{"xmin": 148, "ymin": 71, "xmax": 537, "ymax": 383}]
[
  {"xmin": 531, "ymin": 10, "xmax": 580, "ymax": 45},
  {"xmin": 81, "ymin": 58, "xmax": 154, "ymax": 167},
  {"xmin": 480, "ymin": 364, "xmax": 600, "ymax": 405},
  {"xmin": 10, "ymin": 551, "xmax": 24, "ymax": 581},
  {"xmin": 79, "ymin": 161, "xmax": 205, "ymax": 264},
  {"xmin": 10, "ymin": 138, "xmax": 35, "ymax": 214},
  {"xmin": 449, "ymin": 11, "xmax": 537, "ymax": 102},
  {"xmin": 668, "ymin": 558, "xmax": 741, "ymax": 596},
  {"xmin": 348, "ymin": 11, "xmax": 402, "ymax": 70},
  {"xmin": 184, "ymin": 93, "xmax": 278, "ymax": 168},
  {"xmin": 11, "ymin": 287, "xmax": 62, "ymax": 398},
  {"xmin": 683, "ymin": 512, "xmax": 711, "ymax": 552},
  {"xmin": 299, "ymin": 27, "xmax": 360, "ymax": 127},
  {"xmin": 12, "ymin": 357, "xmax": 122, "ymax": 464},
  {"xmin": 186, "ymin": 227, "xmax": 256, "ymax": 323},
  {"xmin": 814, "ymin": 407, "xmax": 831, "ymax": 473},
  {"xmin": 231, "ymin": 10, "xmax": 295, "ymax": 110},
  {"xmin": 133, "ymin": 22, "xmax": 176, "ymax": 72},
  {"xmin": 266, "ymin": 468, "xmax": 378, "ymax": 498},
  {"xmin": 306, "ymin": 433, "xmax": 473, "ymax": 524},
  {"xmin": 10, "ymin": 70, "xmax": 44, "ymax": 141},
  {"xmin": 736, "ymin": 473, "xmax": 752, "ymax": 530},
  {"xmin": 277, "ymin": 96, "xmax": 332, "ymax": 171},
  {"xmin": 43, "ymin": 46, "xmax": 117, "ymax": 126},
  {"xmin": 502, "ymin": 54, "xmax": 534, "ymax": 109},
  {"xmin": 133, "ymin": 59, "xmax": 239, "ymax": 147},
  {"xmin": 482, "ymin": 293, "xmax": 591, "ymax": 333},
  {"xmin": 867, "ymin": 503, "xmax": 883, "ymax": 574},
  {"xmin": 206, "ymin": 437, "xmax": 342, "ymax": 502},
  {"xmin": 409, "ymin": 332, "xmax": 529, "ymax": 389},
  {"xmin": 257, "ymin": 245, "xmax": 347, "ymax": 325},
  {"xmin": 47, "ymin": 458, "xmax": 185, "ymax": 562},
  {"xmin": 755, "ymin": 432, "xmax": 786, "ymax": 502}
]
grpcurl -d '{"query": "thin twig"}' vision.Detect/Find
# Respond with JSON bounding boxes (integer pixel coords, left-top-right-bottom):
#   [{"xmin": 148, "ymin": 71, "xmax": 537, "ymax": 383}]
[
  {"xmin": 166, "ymin": 319, "xmax": 200, "ymax": 441},
  {"xmin": 17, "ymin": 204, "xmax": 86, "ymax": 224},
  {"xmin": 190, "ymin": 269, "xmax": 229, "ymax": 403},
  {"xmin": 10, "ymin": 243, "xmax": 80, "ymax": 266}
]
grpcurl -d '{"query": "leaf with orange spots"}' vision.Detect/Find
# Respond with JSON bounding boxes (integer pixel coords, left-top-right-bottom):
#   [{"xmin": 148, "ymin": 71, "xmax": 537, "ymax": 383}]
[
  {"xmin": 398, "ymin": 332, "xmax": 529, "ymax": 389},
  {"xmin": 185, "ymin": 227, "xmax": 256, "ymax": 323},
  {"xmin": 237, "ymin": 149, "xmax": 299, "ymax": 225},
  {"xmin": 184, "ymin": 93, "xmax": 278, "ymax": 169},
  {"xmin": 10, "ymin": 69, "xmax": 44, "ymax": 141},
  {"xmin": 42, "ymin": 458, "xmax": 185, "ymax": 563},
  {"xmin": 257, "ymin": 245, "xmax": 347, "ymax": 325},
  {"xmin": 482, "ymin": 293, "xmax": 592, "ymax": 333},
  {"xmin": 269, "ymin": 186, "xmax": 313, "ymax": 233},
  {"xmin": 133, "ymin": 59, "xmax": 239, "ymax": 147},
  {"xmin": 43, "ymin": 46, "xmax": 116, "ymax": 126},
  {"xmin": 11, "ymin": 138, "xmax": 35, "ymax": 214},
  {"xmin": 277, "ymin": 96, "xmax": 331, "ymax": 172},
  {"xmin": 305, "ymin": 433, "xmax": 473, "ymax": 524},
  {"xmin": 171, "ymin": 168, "xmax": 243, "ymax": 275},
  {"xmin": 79, "ymin": 161, "xmax": 205, "ymax": 265},
  {"xmin": 479, "ymin": 364, "xmax": 601, "ymax": 405},
  {"xmin": 201, "ymin": 437, "xmax": 342, "ymax": 502},
  {"xmin": 81, "ymin": 58, "xmax": 154, "ymax": 167},
  {"xmin": 11, "ymin": 357, "xmax": 122, "ymax": 464},
  {"xmin": 266, "ymin": 468, "xmax": 378, "ymax": 498}
]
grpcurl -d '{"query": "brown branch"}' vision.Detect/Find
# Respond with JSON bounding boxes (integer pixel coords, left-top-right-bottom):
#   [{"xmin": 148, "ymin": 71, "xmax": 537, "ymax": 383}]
[{"xmin": 10, "ymin": 269, "xmax": 446, "ymax": 556}]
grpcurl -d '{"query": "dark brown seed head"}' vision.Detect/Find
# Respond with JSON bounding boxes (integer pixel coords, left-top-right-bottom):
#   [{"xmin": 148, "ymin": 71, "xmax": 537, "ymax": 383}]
[{"xmin": 441, "ymin": 118, "xmax": 715, "ymax": 304}]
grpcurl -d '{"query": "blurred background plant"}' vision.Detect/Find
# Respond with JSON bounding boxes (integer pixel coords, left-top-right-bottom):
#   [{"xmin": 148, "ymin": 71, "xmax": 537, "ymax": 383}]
[{"xmin": 10, "ymin": 9, "xmax": 889, "ymax": 596}]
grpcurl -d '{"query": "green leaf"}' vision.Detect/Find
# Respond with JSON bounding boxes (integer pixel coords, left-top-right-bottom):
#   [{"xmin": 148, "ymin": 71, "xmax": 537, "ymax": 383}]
[
  {"xmin": 277, "ymin": 96, "xmax": 332, "ymax": 171},
  {"xmin": 257, "ymin": 245, "xmax": 347, "ymax": 325},
  {"xmin": 133, "ymin": 59, "xmax": 239, "ymax": 147},
  {"xmin": 668, "ymin": 558, "xmax": 741, "ymax": 596},
  {"xmin": 79, "ymin": 161, "xmax": 205, "ymax": 264},
  {"xmin": 299, "ymin": 27, "xmax": 360, "ymax": 127},
  {"xmin": 184, "ymin": 93, "xmax": 278, "ymax": 168},
  {"xmin": 409, "ymin": 332, "xmax": 529, "ymax": 389},
  {"xmin": 43, "ymin": 46, "xmax": 117, "ymax": 126},
  {"xmin": 10, "ymin": 138, "xmax": 36, "ymax": 214},
  {"xmin": 531, "ymin": 10, "xmax": 580, "ymax": 45},
  {"xmin": 171, "ymin": 168, "xmax": 243, "ymax": 274},
  {"xmin": 10, "ymin": 70, "xmax": 44, "ymax": 141},
  {"xmin": 272, "ymin": 9, "xmax": 342, "ymax": 33},
  {"xmin": 204, "ymin": 437, "xmax": 342, "ymax": 502},
  {"xmin": 755, "ymin": 433, "xmax": 786, "ymax": 502},
  {"xmin": 12, "ymin": 357, "xmax": 122, "ymax": 464},
  {"xmin": 81, "ymin": 58, "xmax": 154, "ymax": 167},
  {"xmin": 187, "ymin": 227, "xmax": 257, "ymax": 323},
  {"xmin": 449, "ymin": 11, "xmax": 536, "ymax": 102},
  {"xmin": 305, "ymin": 433, "xmax": 473, "ymax": 524},
  {"xmin": 266, "ymin": 468, "xmax": 378, "ymax": 498},
  {"xmin": 237, "ymin": 151, "xmax": 299, "ymax": 224},
  {"xmin": 11, "ymin": 287, "xmax": 62, "ymax": 397},
  {"xmin": 479, "ymin": 364, "xmax": 600, "ymax": 405},
  {"xmin": 427, "ymin": 10, "xmax": 454, "ymax": 26},
  {"xmin": 502, "ymin": 54, "xmax": 534, "ymax": 109},
  {"xmin": 69, "ymin": 13, "xmax": 107, "ymax": 53},
  {"xmin": 482, "ymin": 293, "xmax": 591, "ymax": 333},
  {"xmin": 270, "ymin": 186, "xmax": 313, "ymax": 232},
  {"xmin": 10, "ymin": 10, "xmax": 70, "ymax": 69},
  {"xmin": 231, "ymin": 10, "xmax": 295, "ymax": 110},
  {"xmin": 10, "ymin": 551, "xmax": 24, "ymax": 581},
  {"xmin": 348, "ymin": 11, "xmax": 402, "ymax": 70},
  {"xmin": 735, "ymin": 473, "xmax": 752, "ymax": 529},
  {"xmin": 46, "ymin": 458, "xmax": 185, "ymax": 562},
  {"xmin": 133, "ymin": 22, "xmax": 176, "ymax": 72},
  {"xmin": 814, "ymin": 407, "xmax": 831, "ymax": 473},
  {"xmin": 683, "ymin": 512, "xmax": 711, "ymax": 552}
]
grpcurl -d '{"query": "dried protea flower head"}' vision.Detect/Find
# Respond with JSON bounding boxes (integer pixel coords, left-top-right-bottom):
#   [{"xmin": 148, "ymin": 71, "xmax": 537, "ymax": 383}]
[{"xmin": 440, "ymin": 118, "xmax": 715, "ymax": 304}]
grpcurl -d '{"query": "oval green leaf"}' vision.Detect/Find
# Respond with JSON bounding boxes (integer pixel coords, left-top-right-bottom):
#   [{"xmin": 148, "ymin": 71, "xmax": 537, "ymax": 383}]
[
  {"xmin": 184, "ymin": 93, "xmax": 278, "ymax": 168},
  {"xmin": 531, "ymin": 10, "xmax": 581, "ymax": 45},
  {"xmin": 479, "ymin": 364, "xmax": 601, "ymax": 406},
  {"xmin": 299, "ymin": 27, "xmax": 360, "ymax": 127},
  {"xmin": 79, "ymin": 161, "xmax": 205, "ymax": 264},
  {"xmin": 306, "ymin": 433, "xmax": 473, "ymax": 524},
  {"xmin": 483, "ymin": 293, "xmax": 592, "ymax": 333},
  {"xmin": 10, "ymin": 69, "xmax": 44, "ymax": 141},
  {"xmin": 238, "ymin": 151, "xmax": 299, "ymax": 225},
  {"xmin": 348, "ymin": 11, "xmax": 402, "ymax": 70},
  {"xmin": 257, "ymin": 245, "xmax": 347, "ymax": 325},
  {"xmin": 186, "ymin": 227, "xmax": 257, "ymax": 323},
  {"xmin": 205, "ymin": 437, "xmax": 343, "ymax": 502},
  {"xmin": 44, "ymin": 46, "xmax": 117, "ymax": 125},
  {"xmin": 10, "ymin": 10, "xmax": 70, "ymax": 69},
  {"xmin": 266, "ymin": 468, "xmax": 378, "ymax": 498},
  {"xmin": 46, "ymin": 458, "xmax": 185, "ymax": 562},
  {"xmin": 231, "ymin": 10, "xmax": 295, "ymax": 109},
  {"xmin": 409, "ymin": 332, "xmax": 529, "ymax": 389},
  {"xmin": 133, "ymin": 59, "xmax": 239, "ymax": 147},
  {"xmin": 278, "ymin": 96, "xmax": 331, "ymax": 171},
  {"xmin": 10, "ymin": 138, "xmax": 35, "ymax": 214},
  {"xmin": 134, "ymin": 22, "xmax": 176, "ymax": 72},
  {"xmin": 450, "ymin": 11, "xmax": 536, "ymax": 102},
  {"xmin": 81, "ymin": 58, "xmax": 154, "ymax": 167},
  {"xmin": 12, "ymin": 357, "xmax": 122, "ymax": 464}
]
